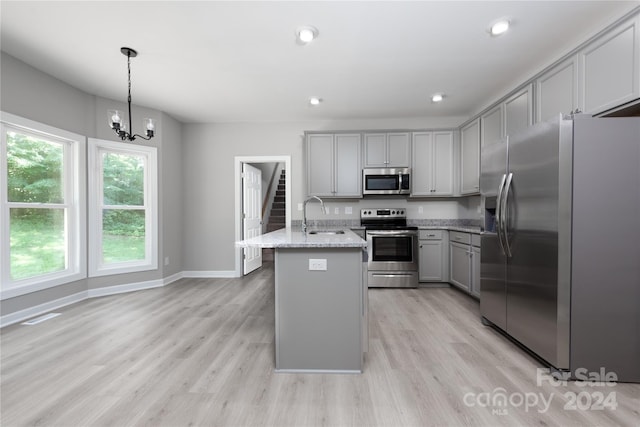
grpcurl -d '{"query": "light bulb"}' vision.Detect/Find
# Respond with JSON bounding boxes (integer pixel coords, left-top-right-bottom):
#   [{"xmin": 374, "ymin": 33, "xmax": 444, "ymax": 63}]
[
  {"xmin": 299, "ymin": 29, "xmax": 314, "ymax": 43},
  {"xmin": 431, "ymin": 93, "xmax": 444, "ymax": 103},
  {"xmin": 296, "ymin": 26, "xmax": 318, "ymax": 44},
  {"xmin": 491, "ymin": 20, "xmax": 510, "ymax": 36},
  {"xmin": 145, "ymin": 118, "xmax": 155, "ymax": 131},
  {"xmin": 108, "ymin": 110, "xmax": 122, "ymax": 128}
]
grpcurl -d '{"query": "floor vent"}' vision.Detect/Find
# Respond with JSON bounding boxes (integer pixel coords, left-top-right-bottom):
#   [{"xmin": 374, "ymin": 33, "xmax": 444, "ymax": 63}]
[{"xmin": 22, "ymin": 313, "xmax": 61, "ymax": 325}]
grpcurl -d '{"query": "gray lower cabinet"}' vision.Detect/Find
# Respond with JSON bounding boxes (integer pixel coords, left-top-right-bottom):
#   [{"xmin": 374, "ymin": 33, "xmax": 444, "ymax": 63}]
[
  {"xmin": 418, "ymin": 229, "xmax": 449, "ymax": 282},
  {"xmin": 471, "ymin": 244, "xmax": 481, "ymax": 297},
  {"xmin": 275, "ymin": 247, "xmax": 364, "ymax": 373},
  {"xmin": 449, "ymin": 240, "xmax": 471, "ymax": 291},
  {"xmin": 449, "ymin": 231, "xmax": 481, "ymax": 297}
]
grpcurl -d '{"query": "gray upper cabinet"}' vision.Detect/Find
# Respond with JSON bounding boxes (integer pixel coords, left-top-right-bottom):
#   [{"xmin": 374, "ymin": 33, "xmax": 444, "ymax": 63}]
[
  {"xmin": 364, "ymin": 132, "xmax": 410, "ymax": 167},
  {"xmin": 504, "ymin": 84, "xmax": 533, "ymax": 138},
  {"xmin": 411, "ymin": 131, "xmax": 453, "ymax": 196},
  {"xmin": 536, "ymin": 56, "xmax": 579, "ymax": 122},
  {"xmin": 460, "ymin": 119, "xmax": 480, "ymax": 195},
  {"xmin": 579, "ymin": 14, "xmax": 640, "ymax": 115},
  {"xmin": 480, "ymin": 84, "xmax": 532, "ymax": 147},
  {"xmin": 306, "ymin": 133, "xmax": 362, "ymax": 198},
  {"xmin": 481, "ymin": 104, "xmax": 503, "ymax": 147}
]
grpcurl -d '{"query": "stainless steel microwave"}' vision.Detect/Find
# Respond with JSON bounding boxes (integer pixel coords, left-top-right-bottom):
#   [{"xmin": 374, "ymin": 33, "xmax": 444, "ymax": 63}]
[{"xmin": 362, "ymin": 168, "xmax": 411, "ymax": 195}]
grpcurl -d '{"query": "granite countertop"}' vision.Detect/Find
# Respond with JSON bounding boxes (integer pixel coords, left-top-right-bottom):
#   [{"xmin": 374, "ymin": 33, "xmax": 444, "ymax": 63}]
[{"xmin": 236, "ymin": 228, "xmax": 367, "ymax": 249}]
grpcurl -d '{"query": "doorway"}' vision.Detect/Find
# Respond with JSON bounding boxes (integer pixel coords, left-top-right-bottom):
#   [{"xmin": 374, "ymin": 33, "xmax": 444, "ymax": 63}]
[{"xmin": 234, "ymin": 155, "xmax": 291, "ymax": 277}]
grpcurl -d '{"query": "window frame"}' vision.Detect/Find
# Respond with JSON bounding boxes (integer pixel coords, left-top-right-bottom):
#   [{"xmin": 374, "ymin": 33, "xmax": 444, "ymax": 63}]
[
  {"xmin": 88, "ymin": 138, "xmax": 158, "ymax": 277},
  {"xmin": 0, "ymin": 112, "xmax": 86, "ymax": 300}
]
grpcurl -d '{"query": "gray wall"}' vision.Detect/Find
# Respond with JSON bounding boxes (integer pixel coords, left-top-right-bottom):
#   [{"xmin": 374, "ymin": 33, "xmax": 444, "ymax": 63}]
[
  {"xmin": 1, "ymin": 52, "xmax": 183, "ymax": 315},
  {"xmin": 1, "ymin": 50, "xmax": 474, "ymax": 316},
  {"xmin": 181, "ymin": 118, "xmax": 478, "ymax": 273}
]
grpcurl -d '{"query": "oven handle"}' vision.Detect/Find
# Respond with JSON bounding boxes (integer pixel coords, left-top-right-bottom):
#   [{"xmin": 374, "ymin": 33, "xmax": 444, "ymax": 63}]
[
  {"xmin": 371, "ymin": 273, "xmax": 415, "ymax": 278},
  {"xmin": 366, "ymin": 230, "xmax": 418, "ymax": 237}
]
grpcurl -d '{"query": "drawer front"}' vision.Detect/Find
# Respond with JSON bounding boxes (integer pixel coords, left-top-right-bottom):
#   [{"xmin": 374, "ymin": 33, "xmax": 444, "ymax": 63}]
[
  {"xmin": 419, "ymin": 229, "xmax": 444, "ymax": 240},
  {"xmin": 471, "ymin": 233, "xmax": 481, "ymax": 247},
  {"xmin": 450, "ymin": 231, "xmax": 471, "ymax": 245}
]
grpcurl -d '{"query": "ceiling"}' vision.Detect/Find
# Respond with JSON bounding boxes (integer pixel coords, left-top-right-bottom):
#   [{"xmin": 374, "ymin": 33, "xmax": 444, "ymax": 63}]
[{"xmin": 1, "ymin": 1, "xmax": 638, "ymax": 124}]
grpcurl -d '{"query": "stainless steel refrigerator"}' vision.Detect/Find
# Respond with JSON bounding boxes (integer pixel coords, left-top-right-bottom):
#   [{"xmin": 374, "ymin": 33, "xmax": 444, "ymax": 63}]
[{"xmin": 480, "ymin": 114, "xmax": 640, "ymax": 382}]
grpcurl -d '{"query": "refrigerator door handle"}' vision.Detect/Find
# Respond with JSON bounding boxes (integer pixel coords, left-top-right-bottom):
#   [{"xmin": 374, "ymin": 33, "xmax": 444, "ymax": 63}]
[
  {"xmin": 496, "ymin": 173, "xmax": 508, "ymax": 255},
  {"xmin": 501, "ymin": 172, "xmax": 514, "ymax": 258}
]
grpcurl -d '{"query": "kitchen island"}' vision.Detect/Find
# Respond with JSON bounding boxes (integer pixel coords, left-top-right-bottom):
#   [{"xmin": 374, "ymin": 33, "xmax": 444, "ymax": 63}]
[{"xmin": 236, "ymin": 228, "xmax": 368, "ymax": 373}]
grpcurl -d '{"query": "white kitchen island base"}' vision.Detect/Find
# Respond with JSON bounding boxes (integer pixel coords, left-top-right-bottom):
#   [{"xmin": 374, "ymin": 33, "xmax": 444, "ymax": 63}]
[{"xmin": 275, "ymin": 247, "xmax": 365, "ymax": 373}]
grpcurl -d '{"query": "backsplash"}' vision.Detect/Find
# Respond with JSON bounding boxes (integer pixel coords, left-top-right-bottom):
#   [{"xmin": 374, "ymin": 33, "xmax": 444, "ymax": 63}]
[{"xmin": 292, "ymin": 218, "xmax": 481, "ymax": 229}]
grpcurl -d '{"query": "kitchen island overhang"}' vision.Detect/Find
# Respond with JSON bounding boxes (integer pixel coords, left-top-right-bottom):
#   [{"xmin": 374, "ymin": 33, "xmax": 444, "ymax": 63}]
[{"xmin": 236, "ymin": 228, "xmax": 368, "ymax": 373}]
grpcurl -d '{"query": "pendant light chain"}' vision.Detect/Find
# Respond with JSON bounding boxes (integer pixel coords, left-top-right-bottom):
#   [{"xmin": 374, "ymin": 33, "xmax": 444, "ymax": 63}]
[{"xmin": 127, "ymin": 51, "xmax": 133, "ymax": 136}]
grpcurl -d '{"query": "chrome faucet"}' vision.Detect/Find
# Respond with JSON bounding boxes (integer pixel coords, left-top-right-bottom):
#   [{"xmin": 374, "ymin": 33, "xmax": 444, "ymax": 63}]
[{"xmin": 302, "ymin": 196, "xmax": 327, "ymax": 234}]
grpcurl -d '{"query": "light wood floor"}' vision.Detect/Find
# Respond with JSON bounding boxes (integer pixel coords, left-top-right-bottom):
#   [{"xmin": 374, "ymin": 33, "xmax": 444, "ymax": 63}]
[{"xmin": 2, "ymin": 263, "xmax": 639, "ymax": 426}]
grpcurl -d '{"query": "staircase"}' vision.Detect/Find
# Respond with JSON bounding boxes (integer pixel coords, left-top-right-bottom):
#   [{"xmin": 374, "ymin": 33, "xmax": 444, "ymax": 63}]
[
  {"xmin": 263, "ymin": 169, "xmax": 286, "ymax": 261},
  {"xmin": 267, "ymin": 169, "xmax": 286, "ymax": 232}
]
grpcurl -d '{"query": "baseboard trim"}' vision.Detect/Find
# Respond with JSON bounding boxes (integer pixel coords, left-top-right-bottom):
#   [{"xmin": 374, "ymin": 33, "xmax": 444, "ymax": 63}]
[
  {"xmin": 0, "ymin": 291, "xmax": 87, "ymax": 328},
  {"xmin": 182, "ymin": 270, "xmax": 238, "ymax": 278},
  {"xmin": 1, "ymin": 269, "xmax": 238, "ymax": 328},
  {"xmin": 87, "ymin": 278, "xmax": 164, "ymax": 298},
  {"xmin": 163, "ymin": 271, "xmax": 184, "ymax": 285}
]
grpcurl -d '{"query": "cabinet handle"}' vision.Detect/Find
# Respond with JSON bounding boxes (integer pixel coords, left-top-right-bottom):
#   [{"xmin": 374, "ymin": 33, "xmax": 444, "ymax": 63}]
[
  {"xmin": 419, "ymin": 245, "xmax": 423, "ymax": 248},
  {"xmin": 427, "ymin": 234, "xmax": 436, "ymax": 237}
]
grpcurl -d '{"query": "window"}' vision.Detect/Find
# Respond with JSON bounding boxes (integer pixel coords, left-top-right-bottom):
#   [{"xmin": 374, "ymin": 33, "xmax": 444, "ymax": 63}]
[
  {"xmin": 88, "ymin": 139, "xmax": 157, "ymax": 276},
  {"xmin": 1, "ymin": 112, "xmax": 86, "ymax": 299}
]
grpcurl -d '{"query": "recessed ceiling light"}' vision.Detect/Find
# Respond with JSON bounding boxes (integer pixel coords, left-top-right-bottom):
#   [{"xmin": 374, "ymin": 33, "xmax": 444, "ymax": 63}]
[
  {"xmin": 309, "ymin": 96, "xmax": 322, "ymax": 106},
  {"xmin": 296, "ymin": 26, "xmax": 319, "ymax": 44},
  {"xmin": 490, "ymin": 19, "xmax": 510, "ymax": 36},
  {"xmin": 431, "ymin": 93, "xmax": 444, "ymax": 103}
]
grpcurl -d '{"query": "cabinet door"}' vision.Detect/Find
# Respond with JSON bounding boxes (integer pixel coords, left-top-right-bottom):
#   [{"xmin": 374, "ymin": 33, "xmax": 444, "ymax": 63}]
[
  {"xmin": 307, "ymin": 134, "xmax": 334, "ymax": 196},
  {"xmin": 481, "ymin": 105, "xmax": 503, "ymax": 147},
  {"xmin": 432, "ymin": 132, "xmax": 454, "ymax": 195},
  {"xmin": 536, "ymin": 56, "xmax": 578, "ymax": 123},
  {"xmin": 419, "ymin": 240, "xmax": 443, "ymax": 282},
  {"xmin": 504, "ymin": 85, "xmax": 533, "ymax": 138},
  {"xmin": 579, "ymin": 16, "xmax": 640, "ymax": 115},
  {"xmin": 363, "ymin": 133, "xmax": 387, "ymax": 167},
  {"xmin": 460, "ymin": 119, "xmax": 480, "ymax": 195},
  {"xmin": 387, "ymin": 132, "xmax": 411, "ymax": 167},
  {"xmin": 449, "ymin": 241, "xmax": 471, "ymax": 291},
  {"xmin": 334, "ymin": 134, "xmax": 362, "ymax": 197},
  {"xmin": 410, "ymin": 132, "xmax": 433, "ymax": 196},
  {"xmin": 471, "ymin": 246, "xmax": 481, "ymax": 297}
]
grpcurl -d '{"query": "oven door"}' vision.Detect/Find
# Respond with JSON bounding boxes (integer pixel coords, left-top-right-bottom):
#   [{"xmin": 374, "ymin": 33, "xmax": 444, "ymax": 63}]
[{"xmin": 366, "ymin": 230, "xmax": 418, "ymax": 271}]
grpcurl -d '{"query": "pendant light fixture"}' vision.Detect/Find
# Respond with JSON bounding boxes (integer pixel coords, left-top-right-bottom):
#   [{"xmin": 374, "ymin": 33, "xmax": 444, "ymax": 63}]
[{"xmin": 108, "ymin": 47, "xmax": 155, "ymax": 141}]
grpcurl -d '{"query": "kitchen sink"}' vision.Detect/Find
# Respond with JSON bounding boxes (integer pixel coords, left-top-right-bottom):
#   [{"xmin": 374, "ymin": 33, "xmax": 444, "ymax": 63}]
[{"xmin": 308, "ymin": 230, "xmax": 345, "ymax": 235}]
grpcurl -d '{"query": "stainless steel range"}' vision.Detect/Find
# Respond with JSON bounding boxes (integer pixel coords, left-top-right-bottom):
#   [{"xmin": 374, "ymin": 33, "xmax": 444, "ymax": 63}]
[{"xmin": 361, "ymin": 208, "xmax": 418, "ymax": 288}]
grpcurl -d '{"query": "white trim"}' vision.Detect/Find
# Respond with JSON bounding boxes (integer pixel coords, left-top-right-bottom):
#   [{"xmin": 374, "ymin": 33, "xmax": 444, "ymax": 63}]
[
  {"xmin": 0, "ymin": 269, "xmax": 243, "ymax": 327},
  {"xmin": 234, "ymin": 155, "xmax": 291, "ymax": 277},
  {"xmin": 182, "ymin": 270, "xmax": 238, "ymax": 278},
  {"xmin": 86, "ymin": 278, "xmax": 164, "ymax": 298},
  {"xmin": 88, "ymin": 138, "xmax": 158, "ymax": 277},
  {"xmin": 0, "ymin": 291, "xmax": 87, "ymax": 328},
  {"xmin": 162, "ymin": 271, "xmax": 184, "ymax": 285},
  {"xmin": 0, "ymin": 111, "xmax": 87, "ymax": 298}
]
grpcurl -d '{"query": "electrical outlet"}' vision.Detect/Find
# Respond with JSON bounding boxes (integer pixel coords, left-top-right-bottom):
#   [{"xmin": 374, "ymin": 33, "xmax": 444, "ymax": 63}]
[
  {"xmin": 164, "ymin": 256, "xmax": 170, "ymax": 266},
  {"xmin": 418, "ymin": 206, "xmax": 424, "ymax": 214},
  {"xmin": 297, "ymin": 203, "xmax": 303, "ymax": 211},
  {"xmin": 345, "ymin": 206, "xmax": 353, "ymax": 215},
  {"xmin": 309, "ymin": 259, "xmax": 327, "ymax": 271},
  {"xmin": 334, "ymin": 207, "xmax": 339, "ymax": 215}
]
